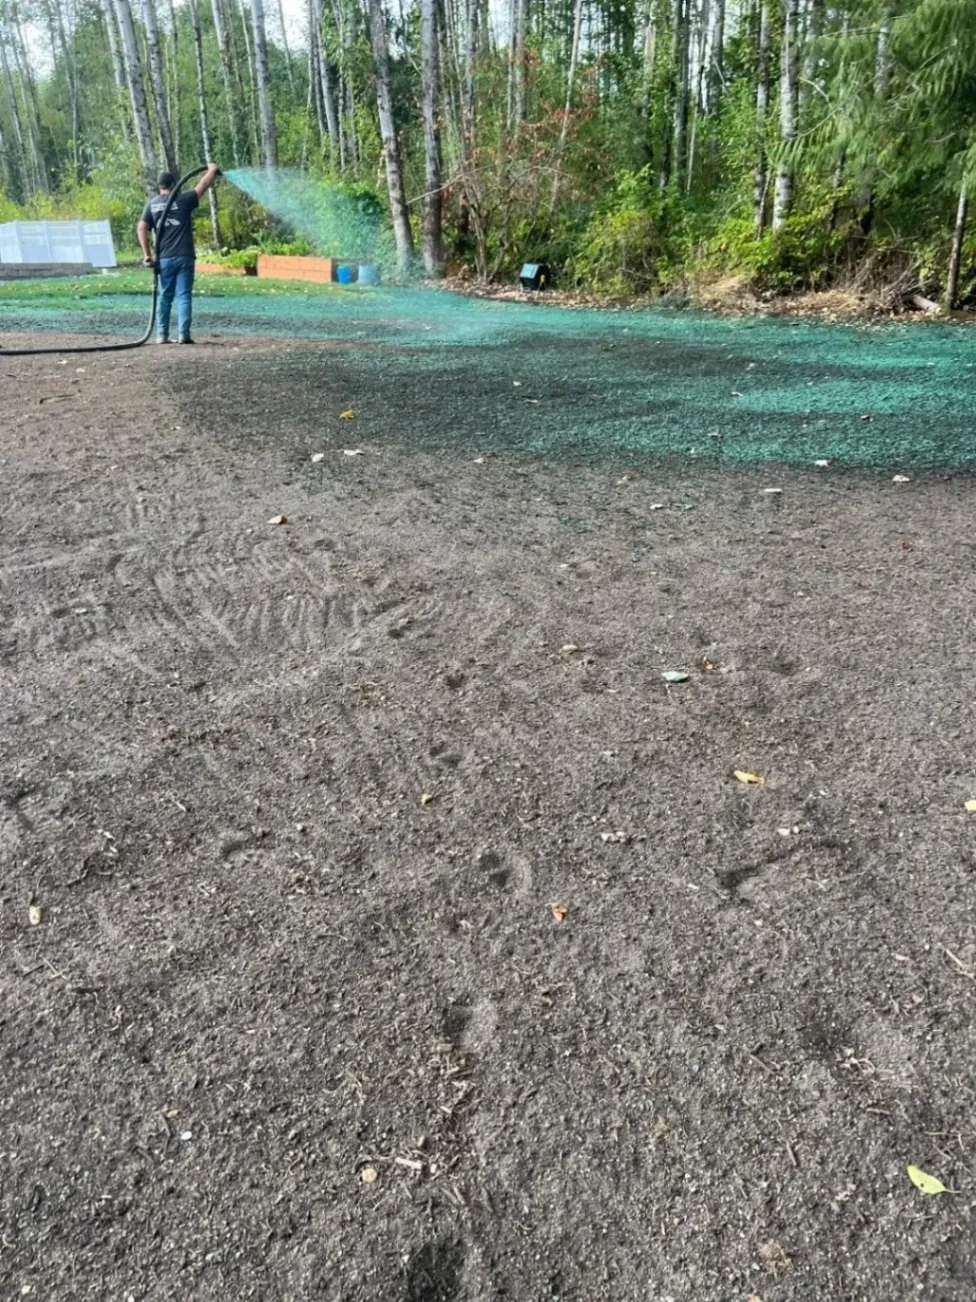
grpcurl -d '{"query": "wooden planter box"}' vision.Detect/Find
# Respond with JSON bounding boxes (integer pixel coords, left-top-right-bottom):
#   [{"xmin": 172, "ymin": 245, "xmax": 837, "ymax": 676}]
[
  {"xmin": 257, "ymin": 254, "xmax": 336, "ymax": 284},
  {"xmin": 196, "ymin": 261, "xmax": 253, "ymax": 276}
]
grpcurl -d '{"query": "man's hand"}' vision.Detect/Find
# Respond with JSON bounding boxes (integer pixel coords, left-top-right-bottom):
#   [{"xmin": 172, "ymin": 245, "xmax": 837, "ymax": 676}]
[
  {"xmin": 143, "ymin": 255, "xmax": 155, "ymax": 267},
  {"xmin": 196, "ymin": 163, "xmax": 222, "ymax": 197}
]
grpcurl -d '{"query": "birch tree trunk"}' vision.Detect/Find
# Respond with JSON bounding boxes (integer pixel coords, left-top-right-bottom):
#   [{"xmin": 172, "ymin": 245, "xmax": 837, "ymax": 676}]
[
  {"xmin": 945, "ymin": 183, "xmax": 968, "ymax": 311},
  {"xmin": 367, "ymin": 0, "xmax": 414, "ymax": 271},
  {"xmin": 0, "ymin": 33, "xmax": 29, "ymax": 197},
  {"xmin": 275, "ymin": 0, "xmax": 295, "ymax": 94},
  {"xmin": 704, "ymin": 0, "xmax": 723, "ymax": 114},
  {"xmin": 113, "ymin": 0, "xmax": 157, "ymax": 188},
  {"xmin": 250, "ymin": 0, "xmax": 277, "ymax": 165},
  {"xmin": 514, "ymin": 0, "xmax": 526, "ymax": 125},
  {"xmin": 101, "ymin": 0, "xmax": 130, "ymax": 139},
  {"xmin": 337, "ymin": 0, "xmax": 358, "ymax": 169},
  {"xmin": 874, "ymin": 8, "xmax": 891, "ymax": 98},
  {"xmin": 142, "ymin": 0, "xmax": 177, "ymax": 174},
  {"xmin": 0, "ymin": 116, "xmax": 11, "ymax": 195},
  {"xmin": 46, "ymin": 0, "xmax": 80, "ymax": 180},
  {"xmin": 238, "ymin": 0, "xmax": 263, "ymax": 160},
  {"xmin": 164, "ymin": 0, "xmax": 181, "ymax": 167},
  {"xmin": 753, "ymin": 0, "xmax": 770, "ymax": 234},
  {"xmin": 855, "ymin": 8, "xmax": 890, "ymax": 236},
  {"xmin": 670, "ymin": 0, "xmax": 689, "ymax": 190},
  {"xmin": 307, "ymin": 0, "xmax": 324, "ymax": 143},
  {"xmin": 420, "ymin": 0, "xmax": 443, "ymax": 274},
  {"xmin": 210, "ymin": 0, "xmax": 242, "ymax": 166},
  {"xmin": 550, "ymin": 0, "xmax": 582, "ymax": 212},
  {"xmin": 640, "ymin": 0, "xmax": 656, "ymax": 124},
  {"xmin": 10, "ymin": 17, "xmax": 50, "ymax": 192},
  {"xmin": 463, "ymin": 0, "xmax": 477, "ymax": 139},
  {"xmin": 315, "ymin": 0, "xmax": 340, "ymax": 160},
  {"xmin": 771, "ymin": 0, "xmax": 798, "ymax": 232},
  {"xmin": 798, "ymin": 0, "xmax": 822, "ymax": 117},
  {"xmin": 508, "ymin": 0, "xmax": 526, "ymax": 128},
  {"xmin": 188, "ymin": 0, "xmax": 220, "ymax": 245}
]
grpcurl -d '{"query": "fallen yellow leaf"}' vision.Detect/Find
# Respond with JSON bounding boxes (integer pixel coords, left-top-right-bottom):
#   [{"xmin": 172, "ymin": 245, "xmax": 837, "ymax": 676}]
[
  {"xmin": 267, "ymin": 514, "xmax": 288, "ymax": 526},
  {"xmin": 340, "ymin": 408, "xmax": 355, "ymax": 420},
  {"xmin": 420, "ymin": 792, "xmax": 434, "ymax": 805},
  {"xmin": 551, "ymin": 903, "xmax": 568, "ymax": 922},
  {"xmin": 734, "ymin": 770, "xmax": 765, "ymax": 786},
  {"xmin": 360, "ymin": 1166, "xmax": 378, "ymax": 1184},
  {"xmin": 907, "ymin": 1165, "xmax": 952, "ymax": 1195},
  {"xmin": 965, "ymin": 800, "xmax": 976, "ymax": 812},
  {"xmin": 28, "ymin": 905, "xmax": 42, "ymax": 926}
]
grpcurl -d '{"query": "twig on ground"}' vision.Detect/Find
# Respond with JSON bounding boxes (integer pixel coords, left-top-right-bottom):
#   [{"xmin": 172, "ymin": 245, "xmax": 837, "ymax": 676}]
[{"xmin": 941, "ymin": 945, "xmax": 975, "ymax": 981}]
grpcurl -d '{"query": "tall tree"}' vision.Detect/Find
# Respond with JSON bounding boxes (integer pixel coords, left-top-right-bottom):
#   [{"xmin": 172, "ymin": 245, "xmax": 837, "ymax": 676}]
[
  {"xmin": 313, "ymin": 0, "xmax": 339, "ymax": 160},
  {"xmin": 772, "ymin": 0, "xmax": 799, "ymax": 230},
  {"xmin": 670, "ymin": 0, "xmax": 690, "ymax": 189},
  {"xmin": 367, "ymin": 0, "xmax": 413, "ymax": 270},
  {"xmin": 250, "ymin": 0, "xmax": 278, "ymax": 164},
  {"xmin": 0, "ymin": 30, "xmax": 29, "ymax": 197},
  {"xmin": 704, "ymin": 0, "xmax": 723, "ymax": 113},
  {"xmin": 945, "ymin": 182, "xmax": 968, "ymax": 309},
  {"xmin": 112, "ymin": 0, "xmax": 157, "ymax": 188},
  {"xmin": 551, "ymin": 0, "xmax": 583, "ymax": 211},
  {"xmin": 508, "ymin": 0, "xmax": 526, "ymax": 127},
  {"xmin": 101, "ymin": 0, "xmax": 130, "ymax": 138},
  {"xmin": 163, "ymin": 0, "xmax": 181, "ymax": 166},
  {"xmin": 210, "ymin": 0, "xmax": 242, "ymax": 166},
  {"xmin": 43, "ymin": 0, "xmax": 80, "ymax": 181},
  {"xmin": 141, "ymin": 0, "xmax": 177, "ymax": 174},
  {"xmin": 753, "ymin": 0, "xmax": 771, "ymax": 234},
  {"xmin": 187, "ymin": 0, "xmax": 220, "ymax": 243},
  {"xmin": 420, "ymin": 0, "xmax": 443, "ymax": 273}
]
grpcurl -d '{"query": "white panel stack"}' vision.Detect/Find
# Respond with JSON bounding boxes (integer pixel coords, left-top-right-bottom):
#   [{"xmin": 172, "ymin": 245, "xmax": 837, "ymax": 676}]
[{"xmin": 0, "ymin": 219, "xmax": 117, "ymax": 268}]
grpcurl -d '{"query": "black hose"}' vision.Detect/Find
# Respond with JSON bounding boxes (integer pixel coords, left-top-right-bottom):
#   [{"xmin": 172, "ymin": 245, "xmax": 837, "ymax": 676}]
[{"xmin": 1, "ymin": 164, "xmax": 210, "ymax": 357}]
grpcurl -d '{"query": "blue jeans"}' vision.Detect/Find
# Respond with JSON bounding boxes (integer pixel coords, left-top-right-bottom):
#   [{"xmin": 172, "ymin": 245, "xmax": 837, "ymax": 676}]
[{"xmin": 158, "ymin": 256, "xmax": 195, "ymax": 339}]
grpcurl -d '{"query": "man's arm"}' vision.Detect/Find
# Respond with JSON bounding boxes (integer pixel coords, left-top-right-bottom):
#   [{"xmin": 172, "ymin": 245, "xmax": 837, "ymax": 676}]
[
  {"xmin": 195, "ymin": 162, "xmax": 221, "ymax": 197},
  {"xmin": 137, "ymin": 219, "xmax": 154, "ymax": 267}
]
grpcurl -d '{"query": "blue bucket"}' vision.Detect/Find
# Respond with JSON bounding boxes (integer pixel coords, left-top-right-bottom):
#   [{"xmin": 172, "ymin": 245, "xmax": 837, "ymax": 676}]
[
  {"xmin": 336, "ymin": 265, "xmax": 354, "ymax": 285},
  {"xmin": 358, "ymin": 264, "xmax": 381, "ymax": 286}
]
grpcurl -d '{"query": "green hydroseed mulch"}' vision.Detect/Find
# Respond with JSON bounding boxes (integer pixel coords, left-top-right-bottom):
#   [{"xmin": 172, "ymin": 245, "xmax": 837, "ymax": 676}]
[{"xmin": 3, "ymin": 274, "xmax": 974, "ymax": 469}]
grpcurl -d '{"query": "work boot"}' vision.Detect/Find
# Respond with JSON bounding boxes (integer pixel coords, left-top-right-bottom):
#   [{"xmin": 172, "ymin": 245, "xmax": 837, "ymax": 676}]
[
  {"xmin": 178, "ymin": 336, "xmax": 195, "ymax": 345},
  {"xmin": 156, "ymin": 335, "xmax": 169, "ymax": 344}
]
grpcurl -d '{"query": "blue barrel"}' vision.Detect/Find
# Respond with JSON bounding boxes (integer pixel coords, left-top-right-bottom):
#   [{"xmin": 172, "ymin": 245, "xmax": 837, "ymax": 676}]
[
  {"xmin": 336, "ymin": 265, "xmax": 354, "ymax": 285},
  {"xmin": 358, "ymin": 263, "xmax": 381, "ymax": 286}
]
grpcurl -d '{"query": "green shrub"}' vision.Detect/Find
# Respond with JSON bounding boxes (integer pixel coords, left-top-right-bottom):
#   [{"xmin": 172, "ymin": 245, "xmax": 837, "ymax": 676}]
[
  {"xmin": 570, "ymin": 169, "xmax": 660, "ymax": 295},
  {"xmin": 708, "ymin": 190, "xmax": 853, "ymax": 291},
  {"xmin": 569, "ymin": 169, "xmax": 690, "ymax": 296}
]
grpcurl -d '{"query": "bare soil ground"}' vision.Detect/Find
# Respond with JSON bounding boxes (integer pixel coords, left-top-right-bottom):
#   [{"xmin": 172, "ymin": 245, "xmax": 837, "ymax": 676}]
[{"xmin": 2, "ymin": 330, "xmax": 975, "ymax": 1302}]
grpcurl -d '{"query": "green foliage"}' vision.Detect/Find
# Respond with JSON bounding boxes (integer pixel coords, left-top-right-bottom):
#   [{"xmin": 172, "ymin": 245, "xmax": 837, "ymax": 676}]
[
  {"xmin": 569, "ymin": 168, "xmax": 667, "ymax": 295},
  {"xmin": 2, "ymin": 0, "xmax": 976, "ymax": 304},
  {"xmin": 709, "ymin": 194, "xmax": 853, "ymax": 291}
]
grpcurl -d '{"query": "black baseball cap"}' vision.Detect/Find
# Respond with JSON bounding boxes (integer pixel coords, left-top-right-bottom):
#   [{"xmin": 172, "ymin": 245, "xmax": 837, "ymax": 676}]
[{"xmin": 157, "ymin": 171, "xmax": 176, "ymax": 190}]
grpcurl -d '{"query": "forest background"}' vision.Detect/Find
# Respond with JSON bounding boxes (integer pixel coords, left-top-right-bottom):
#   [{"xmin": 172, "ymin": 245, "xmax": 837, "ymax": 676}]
[{"xmin": 0, "ymin": 0, "xmax": 974, "ymax": 305}]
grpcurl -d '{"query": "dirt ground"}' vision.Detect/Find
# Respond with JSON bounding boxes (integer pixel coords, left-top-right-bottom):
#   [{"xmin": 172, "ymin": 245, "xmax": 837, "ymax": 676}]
[{"xmin": 2, "ymin": 327, "xmax": 975, "ymax": 1302}]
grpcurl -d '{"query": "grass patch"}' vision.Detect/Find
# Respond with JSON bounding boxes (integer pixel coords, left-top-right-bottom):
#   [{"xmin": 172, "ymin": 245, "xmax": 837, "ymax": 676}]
[{"xmin": 0, "ymin": 268, "xmax": 359, "ymax": 302}]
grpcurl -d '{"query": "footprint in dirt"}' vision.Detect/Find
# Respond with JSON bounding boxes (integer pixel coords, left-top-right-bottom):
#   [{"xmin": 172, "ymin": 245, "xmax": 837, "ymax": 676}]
[{"xmin": 404, "ymin": 1237, "xmax": 465, "ymax": 1302}]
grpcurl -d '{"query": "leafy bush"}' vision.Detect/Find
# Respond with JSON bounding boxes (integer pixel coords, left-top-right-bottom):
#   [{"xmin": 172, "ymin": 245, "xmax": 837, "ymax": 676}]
[
  {"xmin": 708, "ymin": 189, "xmax": 854, "ymax": 291},
  {"xmin": 252, "ymin": 234, "xmax": 314, "ymax": 256},
  {"xmin": 569, "ymin": 168, "xmax": 688, "ymax": 296}
]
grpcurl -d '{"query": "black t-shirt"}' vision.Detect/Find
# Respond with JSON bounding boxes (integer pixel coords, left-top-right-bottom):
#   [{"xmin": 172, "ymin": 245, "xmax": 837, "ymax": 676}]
[{"xmin": 141, "ymin": 189, "xmax": 199, "ymax": 260}]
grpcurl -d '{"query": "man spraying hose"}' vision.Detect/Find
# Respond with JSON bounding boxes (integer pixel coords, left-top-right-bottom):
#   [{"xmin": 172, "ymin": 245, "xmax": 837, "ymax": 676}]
[{"xmin": 137, "ymin": 163, "xmax": 221, "ymax": 345}]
